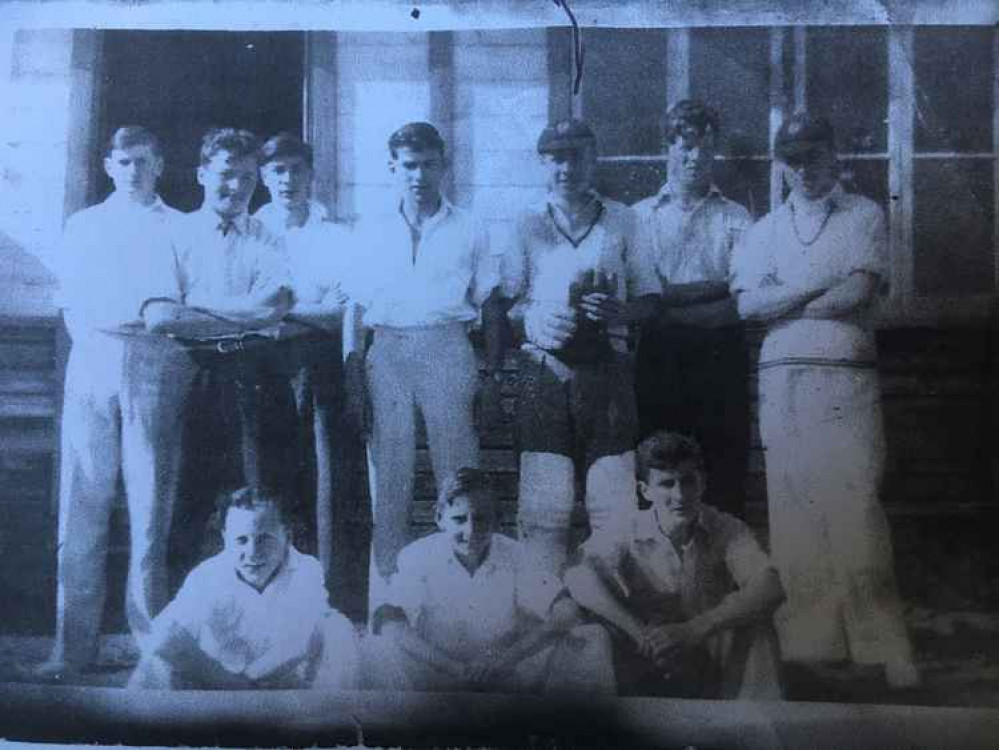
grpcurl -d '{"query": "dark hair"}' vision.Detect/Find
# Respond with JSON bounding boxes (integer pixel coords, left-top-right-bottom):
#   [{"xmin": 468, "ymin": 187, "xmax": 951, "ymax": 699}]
[
  {"xmin": 388, "ymin": 121, "xmax": 446, "ymax": 159},
  {"xmin": 260, "ymin": 132, "xmax": 314, "ymax": 170},
  {"xmin": 216, "ymin": 486, "xmax": 293, "ymax": 528},
  {"xmin": 199, "ymin": 127, "xmax": 262, "ymax": 166},
  {"xmin": 105, "ymin": 125, "xmax": 163, "ymax": 159},
  {"xmin": 436, "ymin": 467, "xmax": 495, "ymax": 517},
  {"xmin": 637, "ymin": 431, "xmax": 706, "ymax": 481},
  {"xmin": 662, "ymin": 100, "xmax": 721, "ymax": 146}
]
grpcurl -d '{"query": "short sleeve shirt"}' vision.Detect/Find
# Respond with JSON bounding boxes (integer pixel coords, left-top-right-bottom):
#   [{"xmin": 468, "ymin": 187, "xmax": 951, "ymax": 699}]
[
  {"xmin": 172, "ymin": 209, "xmax": 291, "ymax": 311},
  {"xmin": 152, "ymin": 547, "xmax": 330, "ymax": 675},
  {"xmin": 255, "ymin": 199, "xmax": 355, "ymax": 309},
  {"xmin": 576, "ymin": 505, "xmax": 774, "ymax": 624},
  {"xmin": 730, "ymin": 184, "xmax": 888, "ymax": 367},
  {"xmin": 351, "ymin": 199, "xmax": 498, "ymax": 328},
  {"xmin": 383, "ymin": 532, "xmax": 560, "ymax": 662},
  {"xmin": 57, "ymin": 193, "xmax": 184, "ymax": 343},
  {"xmin": 633, "ymin": 184, "xmax": 752, "ymax": 287},
  {"xmin": 500, "ymin": 194, "xmax": 660, "ymax": 351}
]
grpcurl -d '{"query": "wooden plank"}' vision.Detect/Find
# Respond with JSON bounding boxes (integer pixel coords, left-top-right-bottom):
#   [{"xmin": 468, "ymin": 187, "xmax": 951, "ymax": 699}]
[{"xmin": 0, "ymin": 343, "xmax": 55, "ymax": 370}]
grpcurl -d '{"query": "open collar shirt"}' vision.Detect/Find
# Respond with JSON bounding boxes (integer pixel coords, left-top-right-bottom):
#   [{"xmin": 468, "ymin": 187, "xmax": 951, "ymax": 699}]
[
  {"xmin": 172, "ymin": 207, "xmax": 291, "ymax": 311},
  {"xmin": 351, "ymin": 197, "xmax": 498, "ymax": 329},
  {"xmin": 633, "ymin": 183, "xmax": 752, "ymax": 287}
]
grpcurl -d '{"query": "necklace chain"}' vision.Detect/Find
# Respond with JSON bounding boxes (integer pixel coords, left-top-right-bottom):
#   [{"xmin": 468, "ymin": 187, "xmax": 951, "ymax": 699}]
[{"xmin": 790, "ymin": 200, "xmax": 834, "ymax": 247}]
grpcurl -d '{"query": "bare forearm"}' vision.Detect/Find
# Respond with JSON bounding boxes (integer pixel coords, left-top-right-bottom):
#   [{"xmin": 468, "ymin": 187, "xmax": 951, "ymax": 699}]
[
  {"xmin": 565, "ymin": 565, "xmax": 645, "ymax": 643},
  {"xmin": 661, "ymin": 281, "xmax": 731, "ymax": 308},
  {"xmin": 689, "ymin": 568, "xmax": 784, "ymax": 640},
  {"xmin": 394, "ymin": 627, "xmax": 465, "ymax": 678},
  {"xmin": 342, "ymin": 303, "xmax": 369, "ymax": 358}
]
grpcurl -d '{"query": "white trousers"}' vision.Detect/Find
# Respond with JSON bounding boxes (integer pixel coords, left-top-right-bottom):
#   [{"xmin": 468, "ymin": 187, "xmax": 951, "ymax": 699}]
[
  {"xmin": 365, "ymin": 324, "xmax": 480, "ymax": 579},
  {"xmin": 363, "ymin": 623, "xmax": 616, "ymax": 695},
  {"xmin": 759, "ymin": 364, "xmax": 915, "ymax": 668},
  {"xmin": 51, "ymin": 336, "xmax": 195, "ymax": 667}
]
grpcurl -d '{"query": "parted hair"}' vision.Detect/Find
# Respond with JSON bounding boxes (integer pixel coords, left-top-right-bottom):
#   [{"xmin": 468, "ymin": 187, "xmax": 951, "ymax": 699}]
[
  {"xmin": 436, "ymin": 467, "xmax": 496, "ymax": 517},
  {"xmin": 637, "ymin": 431, "xmax": 706, "ymax": 481},
  {"xmin": 105, "ymin": 125, "xmax": 163, "ymax": 159},
  {"xmin": 260, "ymin": 132, "xmax": 314, "ymax": 169},
  {"xmin": 388, "ymin": 121, "xmax": 446, "ymax": 159},
  {"xmin": 199, "ymin": 127, "xmax": 262, "ymax": 166},
  {"xmin": 661, "ymin": 100, "xmax": 721, "ymax": 145}
]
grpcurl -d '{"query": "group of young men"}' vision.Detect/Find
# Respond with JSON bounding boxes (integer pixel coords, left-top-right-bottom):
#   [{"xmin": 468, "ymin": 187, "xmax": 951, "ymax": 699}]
[{"xmin": 35, "ymin": 99, "xmax": 919, "ymax": 696}]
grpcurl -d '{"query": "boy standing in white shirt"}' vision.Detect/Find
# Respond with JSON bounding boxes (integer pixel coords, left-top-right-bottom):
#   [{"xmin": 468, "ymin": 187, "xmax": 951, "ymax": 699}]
[{"xmin": 38, "ymin": 126, "xmax": 192, "ymax": 680}]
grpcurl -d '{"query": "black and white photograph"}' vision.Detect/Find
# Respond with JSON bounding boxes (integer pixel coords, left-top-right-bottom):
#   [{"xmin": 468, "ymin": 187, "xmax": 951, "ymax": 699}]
[{"xmin": 0, "ymin": 1, "xmax": 997, "ymax": 748}]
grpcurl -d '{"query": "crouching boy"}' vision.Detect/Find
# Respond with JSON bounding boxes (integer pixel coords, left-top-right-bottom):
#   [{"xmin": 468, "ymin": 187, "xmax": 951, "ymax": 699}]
[
  {"xmin": 129, "ymin": 487, "xmax": 359, "ymax": 690},
  {"xmin": 565, "ymin": 432, "xmax": 785, "ymax": 699},
  {"xmin": 366, "ymin": 468, "xmax": 614, "ymax": 694}
]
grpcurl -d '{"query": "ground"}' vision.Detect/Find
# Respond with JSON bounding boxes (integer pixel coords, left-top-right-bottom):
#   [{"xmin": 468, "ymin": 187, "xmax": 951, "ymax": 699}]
[{"xmin": 1, "ymin": 606, "xmax": 998, "ymax": 707}]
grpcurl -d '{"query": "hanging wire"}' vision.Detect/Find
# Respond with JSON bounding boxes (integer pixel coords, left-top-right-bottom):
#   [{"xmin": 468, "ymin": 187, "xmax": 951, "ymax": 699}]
[{"xmin": 553, "ymin": 0, "xmax": 585, "ymax": 95}]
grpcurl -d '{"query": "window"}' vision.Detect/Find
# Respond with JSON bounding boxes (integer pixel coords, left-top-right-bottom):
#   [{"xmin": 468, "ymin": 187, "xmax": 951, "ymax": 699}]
[{"xmin": 571, "ymin": 25, "xmax": 998, "ymax": 324}]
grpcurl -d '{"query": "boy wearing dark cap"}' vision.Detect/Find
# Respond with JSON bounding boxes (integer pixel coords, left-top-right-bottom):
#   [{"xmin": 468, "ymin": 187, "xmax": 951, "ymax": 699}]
[
  {"xmin": 730, "ymin": 113, "xmax": 919, "ymax": 688},
  {"xmin": 499, "ymin": 118, "xmax": 660, "ymax": 582},
  {"xmin": 633, "ymin": 100, "xmax": 753, "ymax": 517},
  {"xmin": 346, "ymin": 122, "xmax": 501, "ymax": 588}
]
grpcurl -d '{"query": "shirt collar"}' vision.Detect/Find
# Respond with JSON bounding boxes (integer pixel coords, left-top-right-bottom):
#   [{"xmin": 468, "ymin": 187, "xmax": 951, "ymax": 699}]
[
  {"xmin": 398, "ymin": 195, "xmax": 454, "ymax": 232},
  {"xmin": 652, "ymin": 182, "xmax": 724, "ymax": 209},
  {"xmin": 633, "ymin": 507, "xmax": 707, "ymax": 549},
  {"xmin": 107, "ymin": 191, "xmax": 167, "ymax": 213},
  {"xmin": 255, "ymin": 199, "xmax": 330, "ymax": 233},
  {"xmin": 197, "ymin": 207, "xmax": 251, "ymax": 236},
  {"xmin": 443, "ymin": 535, "xmax": 499, "ymax": 578}
]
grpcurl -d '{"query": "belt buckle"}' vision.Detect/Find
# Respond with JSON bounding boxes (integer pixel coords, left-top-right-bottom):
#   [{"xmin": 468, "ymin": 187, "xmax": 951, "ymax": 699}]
[{"xmin": 216, "ymin": 338, "xmax": 245, "ymax": 354}]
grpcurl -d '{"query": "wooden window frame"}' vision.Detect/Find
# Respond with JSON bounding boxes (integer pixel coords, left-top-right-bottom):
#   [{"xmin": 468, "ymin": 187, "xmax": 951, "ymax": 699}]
[{"xmin": 578, "ymin": 24, "xmax": 998, "ymax": 328}]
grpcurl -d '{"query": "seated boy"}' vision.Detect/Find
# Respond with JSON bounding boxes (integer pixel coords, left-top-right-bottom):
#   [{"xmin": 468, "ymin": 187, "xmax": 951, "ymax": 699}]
[
  {"xmin": 129, "ymin": 487, "xmax": 359, "ymax": 690},
  {"xmin": 565, "ymin": 432, "xmax": 785, "ymax": 699},
  {"xmin": 366, "ymin": 468, "xmax": 614, "ymax": 694}
]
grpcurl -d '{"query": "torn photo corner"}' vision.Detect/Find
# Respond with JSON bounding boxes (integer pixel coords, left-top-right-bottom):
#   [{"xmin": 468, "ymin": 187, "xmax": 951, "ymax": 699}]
[{"xmin": 1, "ymin": 1, "xmax": 998, "ymax": 748}]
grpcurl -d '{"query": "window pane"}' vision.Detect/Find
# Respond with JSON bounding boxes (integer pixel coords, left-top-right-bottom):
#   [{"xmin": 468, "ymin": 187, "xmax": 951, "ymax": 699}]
[
  {"xmin": 914, "ymin": 27, "xmax": 994, "ymax": 154},
  {"xmin": 913, "ymin": 159, "xmax": 994, "ymax": 296},
  {"xmin": 840, "ymin": 159, "xmax": 889, "ymax": 212},
  {"xmin": 806, "ymin": 27, "xmax": 888, "ymax": 154},
  {"xmin": 595, "ymin": 161, "xmax": 665, "ymax": 206},
  {"xmin": 581, "ymin": 29, "xmax": 669, "ymax": 157},
  {"xmin": 690, "ymin": 28, "xmax": 771, "ymax": 157},
  {"xmin": 713, "ymin": 159, "xmax": 771, "ymax": 219}
]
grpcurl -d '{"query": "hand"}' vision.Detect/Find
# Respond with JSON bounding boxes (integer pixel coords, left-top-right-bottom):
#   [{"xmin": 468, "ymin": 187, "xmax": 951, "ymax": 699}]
[
  {"xmin": 524, "ymin": 303, "xmax": 577, "ymax": 350},
  {"xmin": 578, "ymin": 292, "xmax": 623, "ymax": 324},
  {"xmin": 647, "ymin": 622, "xmax": 703, "ymax": 665},
  {"xmin": 463, "ymin": 652, "xmax": 508, "ymax": 687},
  {"xmin": 260, "ymin": 286, "xmax": 296, "ymax": 320},
  {"xmin": 142, "ymin": 300, "xmax": 186, "ymax": 333}
]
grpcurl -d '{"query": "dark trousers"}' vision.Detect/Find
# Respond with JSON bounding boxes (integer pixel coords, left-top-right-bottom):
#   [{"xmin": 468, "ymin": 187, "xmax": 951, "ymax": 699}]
[{"xmin": 635, "ymin": 325, "xmax": 750, "ymax": 516}]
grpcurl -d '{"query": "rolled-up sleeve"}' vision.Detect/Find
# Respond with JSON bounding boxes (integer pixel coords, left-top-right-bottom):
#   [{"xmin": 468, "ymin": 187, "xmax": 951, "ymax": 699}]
[{"xmin": 622, "ymin": 206, "xmax": 662, "ymax": 299}]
